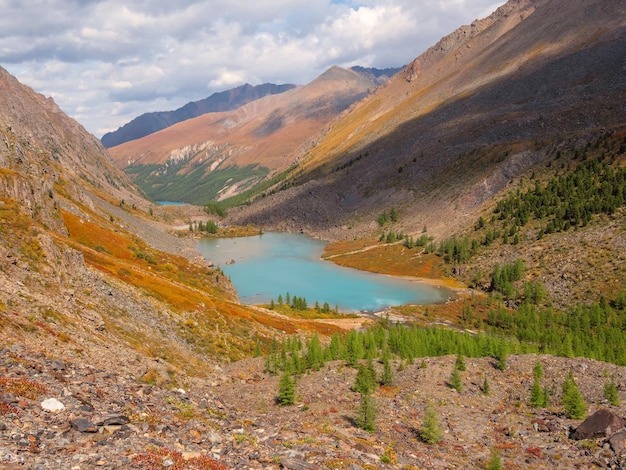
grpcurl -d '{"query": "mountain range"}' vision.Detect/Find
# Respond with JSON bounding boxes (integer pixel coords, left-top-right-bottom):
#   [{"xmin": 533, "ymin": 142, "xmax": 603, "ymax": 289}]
[
  {"xmin": 101, "ymin": 82, "xmax": 297, "ymax": 148},
  {"xmin": 1, "ymin": 0, "xmax": 626, "ymax": 467},
  {"xmin": 106, "ymin": 66, "xmax": 402, "ymax": 204}
]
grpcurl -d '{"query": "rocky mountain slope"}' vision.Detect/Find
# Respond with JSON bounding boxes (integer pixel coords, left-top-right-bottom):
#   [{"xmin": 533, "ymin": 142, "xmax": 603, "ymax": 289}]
[
  {"xmin": 227, "ymin": 0, "xmax": 626, "ymax": 242},
  {"xmin": 0, "ymin": 64, "xmax": 340, "ymax": 383},
  {"xmin": 107, "ymin": 66, "xmax": 387, "ymax": 204},
  {"xmin": 2, "ymin": 343, "xmax": 626, "ymax": 469},
  {"xmin": 101, "ymin": 83, "xmax": 297, "ymax": 148}
]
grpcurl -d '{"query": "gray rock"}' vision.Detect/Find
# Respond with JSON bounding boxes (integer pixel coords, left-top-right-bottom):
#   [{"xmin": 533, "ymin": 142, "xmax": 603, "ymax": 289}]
[
  {"xmin": 100, "ymin": 415, "xmax": 129, "ymax": 426},
  {"xmin": 608, "ymin": 430, "xmax": 626, "ymax": 455},
  {"xmin": 70, "ymin": 418, "xmax": 97, "ymax": 433}
]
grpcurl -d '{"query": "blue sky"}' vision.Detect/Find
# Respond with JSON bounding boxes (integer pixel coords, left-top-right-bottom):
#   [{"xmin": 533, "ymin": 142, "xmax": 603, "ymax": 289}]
[{"xmin": 0, "ymin": 0, "xmax": 503, "ymax": 137}]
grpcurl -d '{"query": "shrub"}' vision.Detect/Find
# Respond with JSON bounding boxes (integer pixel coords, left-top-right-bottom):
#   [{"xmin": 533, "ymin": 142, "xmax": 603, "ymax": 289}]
[{"xmin": 0, "ymin": 377, "xmax": 47, "ymax": 399}]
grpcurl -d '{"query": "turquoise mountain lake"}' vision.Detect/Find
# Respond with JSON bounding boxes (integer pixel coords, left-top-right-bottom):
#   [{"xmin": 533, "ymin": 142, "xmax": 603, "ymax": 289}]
[{"xmin": 196, "ymin": 232, "xmax": 451, "ymax": 312}]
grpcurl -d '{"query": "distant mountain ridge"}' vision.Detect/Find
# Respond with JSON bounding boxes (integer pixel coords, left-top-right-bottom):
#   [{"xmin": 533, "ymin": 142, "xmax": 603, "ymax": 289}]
[
  {"xmin": 101, "ymin": 83, "xmax": 296, "ymax": 148},
  {"xmin": 102, "ymin": 67, "xmax": 403, "ymax": 150},
  {"xmin": 350, "ymin": 65, "xmax": 404, "ymax": 84},
  {"xmin": 108, "ymin": 65, "xmax": 398, "ymax": 204}
]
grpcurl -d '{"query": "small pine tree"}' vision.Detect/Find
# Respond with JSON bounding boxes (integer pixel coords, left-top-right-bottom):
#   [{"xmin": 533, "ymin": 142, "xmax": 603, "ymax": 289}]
[
  {"xmin": 533, "ymin": 360, "xmax": 543, "ymax": 380},
  {"xmin": 482, "ymin": 377, "xmax": 490, "ymax": 396},
  {"xmin": 306, "ymin": 334, "xmax": 324, "ymax": 371},
  {"xmin": 419, "ymin": 402, "xmax": 442, "ymax": 444},
  {"xmin": 495, "ymin": 346, "xmax": 507, "ymax": 371},
  {"xmin": 354, "ymin": 364, "xmax": 376, "ymax": 395},
  {"xmin": 604, "ymin": 379, "xmax": 619, "ymax": 406},
  {"xmin": 455, "ymin": 354, "xmax": 466, "ymax": 371},
  {"xmin": 530, "ymin": 377, "xmax": 545, "ymax": 408},
  {"xmin": 366, "ymin": 358, "xmax": 377, "ymax": 382},
  {"xmin": 486, "ymin": 447, "xmax": 503, "ymax": 470},
  {"xmin": 562, "ymin": 371, "xmax": 586, "ymax": 419},
  {"xmin": 449, "ymin": 367, "xmax": 463, "ymax": 393},
  {"xmin": 277, "ymin": 372, "xmax": 295, "ymax": 406},
  {"xmin": 380, "ymin": 352, "xmax": 393, "ymax": 386},
  {"xmin": 356, "ymin": 393, "xmax": 377, "ymax": 432}
]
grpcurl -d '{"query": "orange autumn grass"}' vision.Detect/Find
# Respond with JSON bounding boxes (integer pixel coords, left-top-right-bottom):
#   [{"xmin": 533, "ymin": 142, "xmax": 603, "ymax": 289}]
[{"xmin": 323, "ymin": 240, "xmax": 462, "ymax": 288}]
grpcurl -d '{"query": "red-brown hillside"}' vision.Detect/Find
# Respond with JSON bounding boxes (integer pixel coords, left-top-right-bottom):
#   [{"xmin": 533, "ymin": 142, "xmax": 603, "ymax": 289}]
[{"xmin": 108, "ymin": 66, "xmax": 377, "ymax": 172}]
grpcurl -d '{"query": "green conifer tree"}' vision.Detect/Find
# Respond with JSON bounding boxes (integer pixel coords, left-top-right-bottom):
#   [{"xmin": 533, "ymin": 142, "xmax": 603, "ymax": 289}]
[
  {"xmin": 604, "ymin": 379, "xmax": 619, "ymax": 406},
  {"xmin": 562, "ymin": 371, "xmax": 586, "ymax": 419},
  {"xmin": 449, "ymin": 367, "xmax": 463, "ymax": 393},
  {"xmin": 486, "ymin": 447, "xmax": 503, "ymax": 470},
  {"xmin": 380, "ymin": 353, "xmax": 393, "ymax": 386},
  {"xmin": 277, "ymin": 372, "xmax": 295, "ymax": 406},
  {"xmin": 495, "ymin": 345, "xmax": 508, "ymax": 371},
  {"xmin": 306, "ymin": 334, "xmax": 324, "ymax": 371},
  {"xmin": 356, "ymin": 392, "xmax": 377, "ymax": 432},
  {"xmin": 530, "ymin": 377, "xmax": 545, "ymax": 408},
  {"xmin": 419, "ymin": 402, "xmax": 442, "ymax": 444},
  {"xmin": 354, "ymin": 364, "xmax": 376, "ymax": 395},
  {"xmin": 482, "ymin": 376, "xmax": 490, "ymax": 396},
  {"xmin": 455, "ymin": 354, "xmax": 466, "ymax": 371}
]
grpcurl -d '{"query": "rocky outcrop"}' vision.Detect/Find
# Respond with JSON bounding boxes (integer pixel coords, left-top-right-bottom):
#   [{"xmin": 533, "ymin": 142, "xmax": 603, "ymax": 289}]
[{"xmin": 570, "ymin": 408, "xmax": 626, "ymax": 440}]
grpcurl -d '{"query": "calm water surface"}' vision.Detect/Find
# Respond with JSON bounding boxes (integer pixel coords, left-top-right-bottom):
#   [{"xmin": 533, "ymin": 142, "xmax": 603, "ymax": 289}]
[{"xmin": 196, "ymin": 232, "xmax": 450, "ymax": 312}]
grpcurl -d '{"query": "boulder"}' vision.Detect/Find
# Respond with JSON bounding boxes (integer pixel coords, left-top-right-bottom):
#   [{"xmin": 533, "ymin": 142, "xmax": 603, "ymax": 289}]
[
  {"xmin": 608, "ymin": 431, "xmax": 626, "ymax": 455},
  {"xmin": 570, "ymin": 409, "xmax": 626, "ymax": 440}
]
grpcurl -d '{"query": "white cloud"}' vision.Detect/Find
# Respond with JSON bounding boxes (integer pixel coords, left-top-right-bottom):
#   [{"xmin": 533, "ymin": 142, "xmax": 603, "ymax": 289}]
[{"xmin": 0, "ymin": 0, "xmax": 504, "ymax": 137}]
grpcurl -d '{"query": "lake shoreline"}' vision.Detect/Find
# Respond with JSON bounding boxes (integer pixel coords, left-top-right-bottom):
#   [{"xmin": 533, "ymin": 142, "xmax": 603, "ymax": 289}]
[{"xmin": 196, "ymin": 232, "xmax": 453, "ymax": 312}]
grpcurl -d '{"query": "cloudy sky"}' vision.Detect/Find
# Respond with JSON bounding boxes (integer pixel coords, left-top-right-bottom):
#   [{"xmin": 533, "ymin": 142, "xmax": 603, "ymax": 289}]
[{"xmin": 1, "ymin": 0, "xmax": 503, "ymax": 138}]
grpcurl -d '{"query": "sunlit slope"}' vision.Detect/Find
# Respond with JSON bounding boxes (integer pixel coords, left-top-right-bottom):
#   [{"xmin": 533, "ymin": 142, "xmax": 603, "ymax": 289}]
[
  {"xmin": 228, "ymin": 0, "xmax": 626, "ymax": 240},
  {"xmin": 0, "ymin": 64, "xmax": 343, "ymax": 382},
  {"xmin": 107, "ymin": 67, "xmax": 379, "ymax": 203}
]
